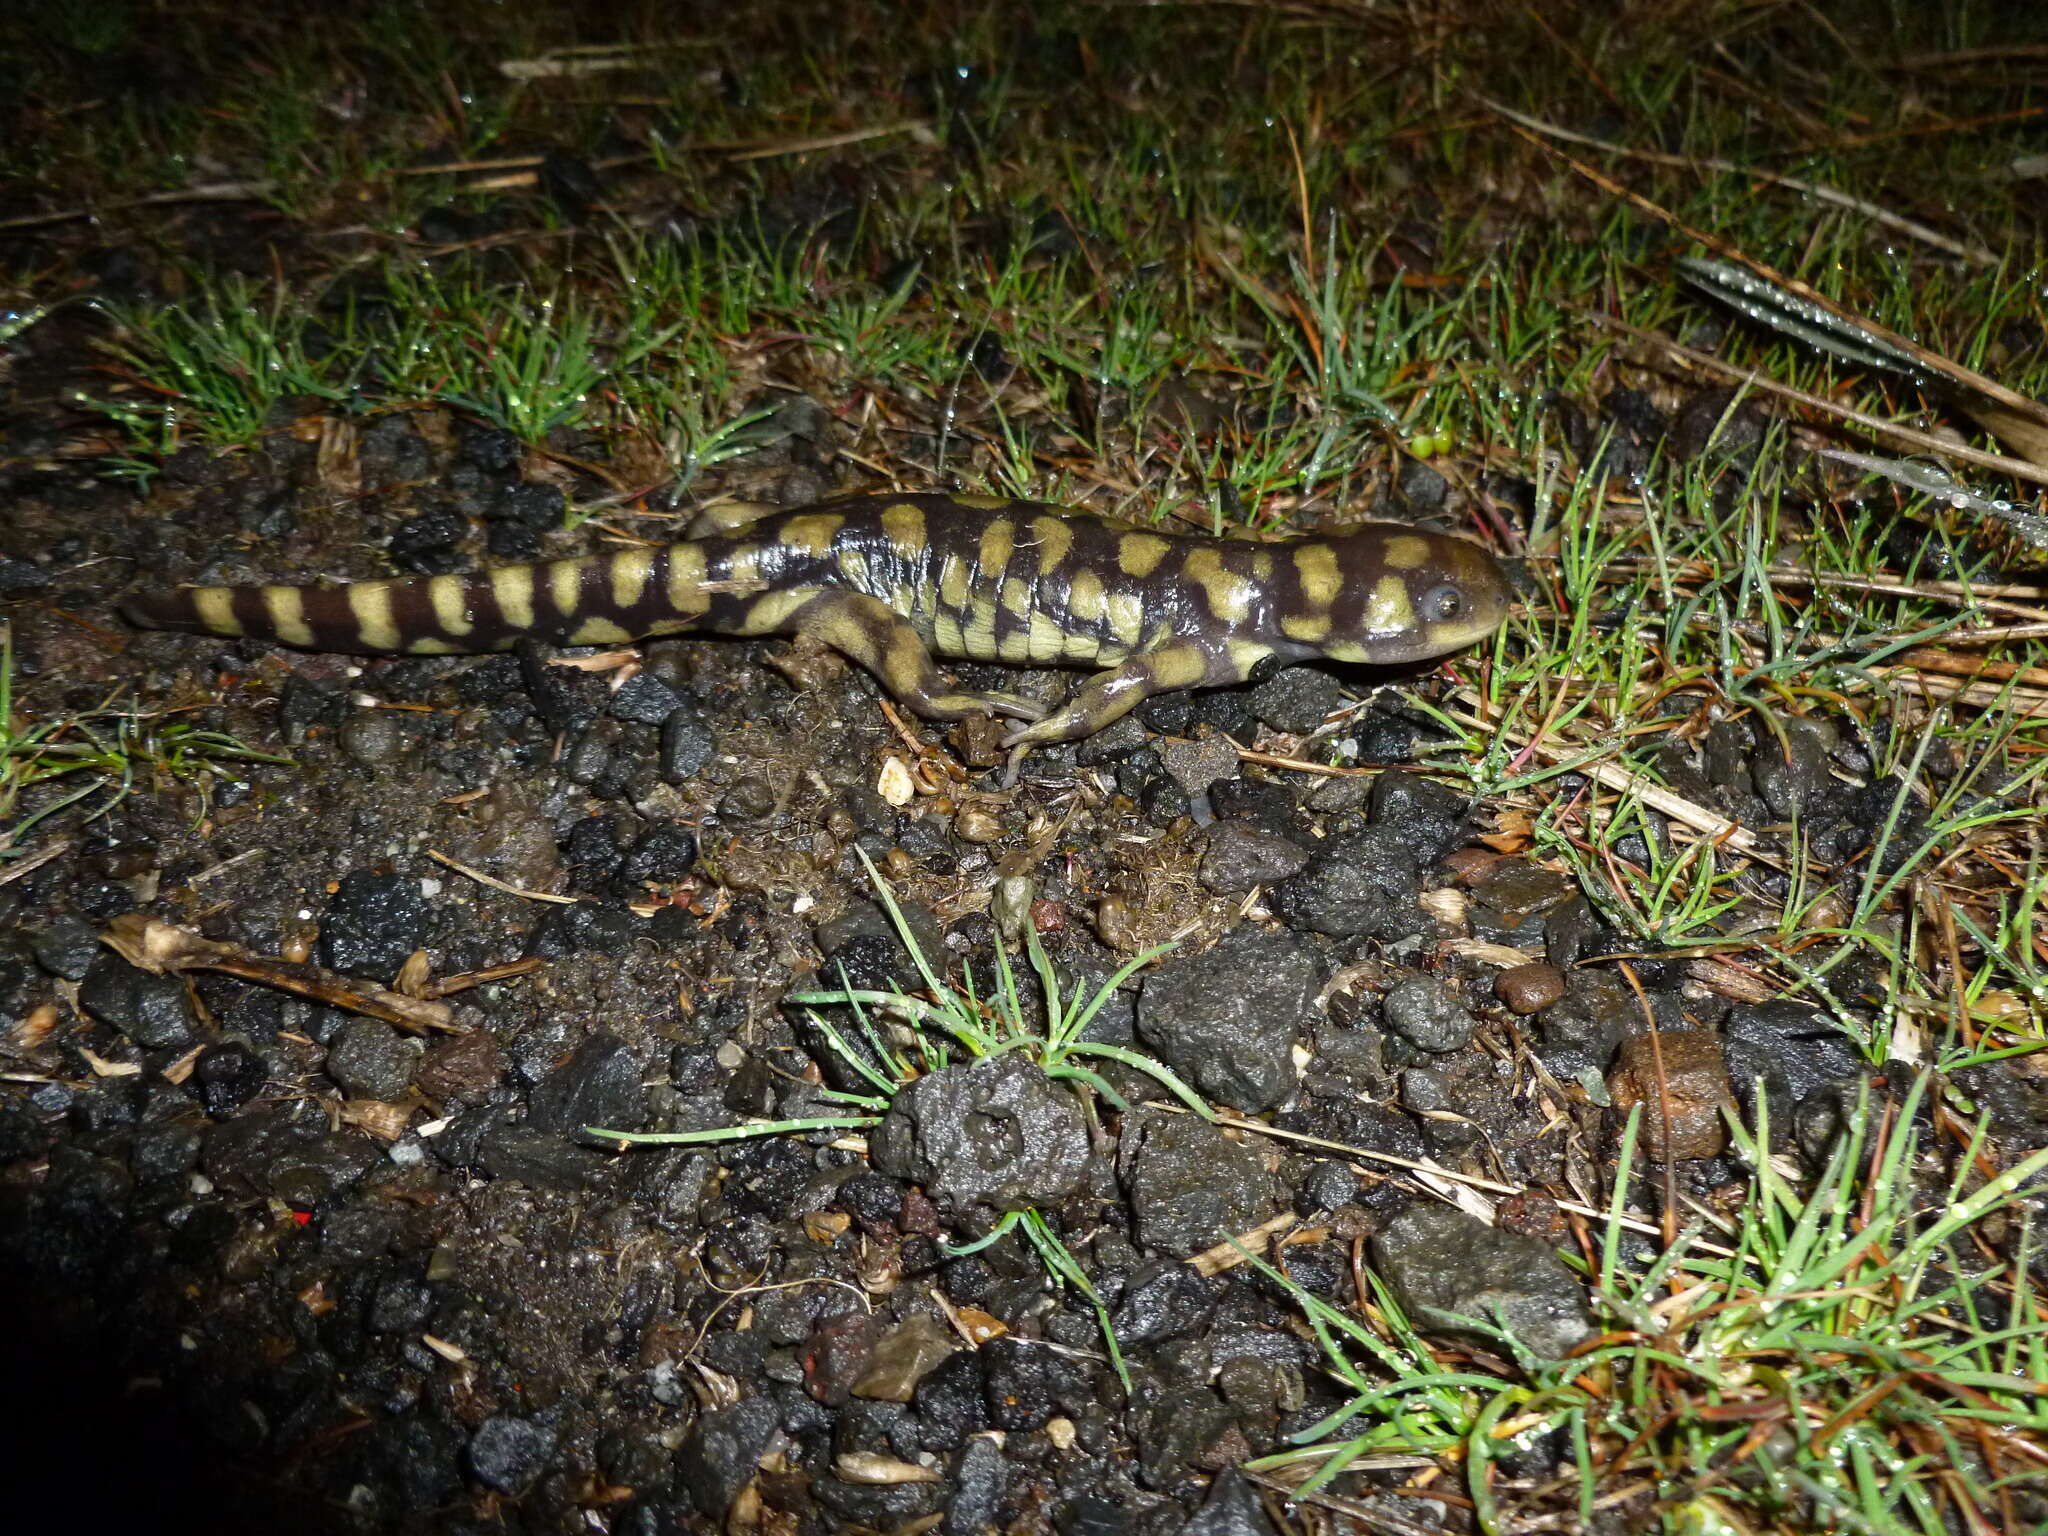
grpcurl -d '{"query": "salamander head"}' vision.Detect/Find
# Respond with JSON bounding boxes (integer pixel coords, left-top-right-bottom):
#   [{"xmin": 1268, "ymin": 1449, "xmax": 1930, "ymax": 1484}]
[{"xmin": 1313, "ymin": 526, "xmax": 1512, "ymax": 665}]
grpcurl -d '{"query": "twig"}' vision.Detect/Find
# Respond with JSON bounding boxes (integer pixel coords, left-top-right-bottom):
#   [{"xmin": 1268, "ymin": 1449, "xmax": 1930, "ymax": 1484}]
[
  {"xmin": 0, "ymin": 837, "xmax": 73, "ymax": 887},
  {"xmin": 1484, "ymin": 98, "xmax": 1999, "ymax": 267},
  {"xmin": 1591, "ymin": 314, "xmax": 2048, "ymax": 491},
  {"xmin": 101, "ymin": 914, "xmax": 460, "ymax": 1034},
  {"xmin": 0, "ymin": 182, "xmax": 278, "ymax": 233},
  {"xmin": 428, "ymin": 848, "xmax": 580, "ymax": 904}
]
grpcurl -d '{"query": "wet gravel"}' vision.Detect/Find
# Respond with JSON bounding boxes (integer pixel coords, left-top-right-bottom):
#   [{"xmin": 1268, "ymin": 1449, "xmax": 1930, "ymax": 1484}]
[{"xmin": 0, "ymin": 245, "xmax": 2035, "ymax": 1536}]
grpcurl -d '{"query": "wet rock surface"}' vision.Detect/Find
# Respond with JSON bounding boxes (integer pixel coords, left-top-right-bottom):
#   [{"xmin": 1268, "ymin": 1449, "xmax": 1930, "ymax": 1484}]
[
  {"xmin": 1372, "ymin": 1203, "xmax": 1596, "ymax": 1361},
  {"xmin": 868, "ymin": 1055, "xmax": 1089, "ymax": 1223}
]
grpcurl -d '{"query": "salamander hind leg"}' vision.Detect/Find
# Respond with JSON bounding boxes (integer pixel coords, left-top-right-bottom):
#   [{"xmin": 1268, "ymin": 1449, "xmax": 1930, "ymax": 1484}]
[
  {"xmin": 800, "ymin": 592, "xmax": 1046, "ymax": 724},
  {"xmin": 998, "ymin": 639, "xmax": 1273, "ymax": 784}
]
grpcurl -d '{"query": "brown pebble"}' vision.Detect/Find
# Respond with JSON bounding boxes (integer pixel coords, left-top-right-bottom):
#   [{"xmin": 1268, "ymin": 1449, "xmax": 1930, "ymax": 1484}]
[
  {"xmin": 1096, "ymin": 895, "xmax": 1139, "ymax": 950},
  {"xmin": 1439, "ymin": 847, "xmax": 1503, "ymax": 886},
  {"xmin": 1496, "ymin": 1191, "xmax": 1569, "ymax": 1245},
  {"xmin": 416, "ymin": 1030, "xmax": 503, "ymax": 1102},
  {"xmin": 1607, "ymin": 1030, "xmax": 1735, "ymax": 1162},
  {"xmin": 1495, "ymin": 961, "xmax": 1567, "ymax": 1014}
]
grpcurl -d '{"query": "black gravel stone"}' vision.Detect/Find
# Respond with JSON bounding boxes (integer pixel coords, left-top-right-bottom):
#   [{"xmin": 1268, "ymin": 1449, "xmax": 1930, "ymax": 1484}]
[
  {"xmin": 1371, "ymin": 1202, "xmax": 1594, "ymax": 1361},
  {"xmin": 476, "ymin": 1123, "xmax": 613, "ymax": 1190},
  {"xmin": 466, "ymin": 1414, "xmax": 557, "ymax": 1495},
  {"xmin": 526, "ymin": 1032, "xmax": 647, "ymax": 1134},
  {"xmin": 1121, "ymin": 1110, "xmax": 1276, "ymax": 1257},
  {"xmin": 1111, "ymin": 1260, "xmax": 1219, "ymax": 1344},
  {"xmin": 1198, "ymin": 821, "xmax": 1311, "ymax": 893},
  {"xmin": 1721, "ymin": 1001, "xmax": 1865, "ymax": 1127},
  {"xmin": 660, "ymin": 703, "xmax": 717, "ymax": 783},
  {"xmin": 1137, "ymin": 926, "xmax": 1317, "ymax": 1112},
  {"xmin": 78, "ymin": 955, "xmax": 198, "ymax": 1050},
  {"xmin": 611, "ymin": 671, "xmax": 685, "ymax": 725},
  {"xmin": 202, "ymin": 1111, "xmax": 379, "ymax": 1206},
  {"xmin": 1268, "ymin": 827, "xmax": 1422, "ymax": 941},
  {"xmin": 1075, "ymin": 715, "xmax": 1151, "ymax": 766},
  {"xmin": 191, "ymin": 1041, "xmax": 268, "ymax": 1117},
  {"xmin": 368, "ymin": 1275, "xmax": 436, "ymax": 1334},
  {"xmin": 524, "ymin": 902, "xmax": 642, "ymax": 958},
  {"xmin": 868, "ymin": 1055, "xmax": 1087, "ymax": 1223},
  {"xmin": 1184, "ymin": 1468, "xmax": 1279, "ymax": 1535},
  {"xmin": 622, "ymin": 822, "xmax": 698, "ymax": 886},
  {"xmin": 1369, "ymin": 771, "xmax": 1469, "ymax": 858},
  {"xmin": 1396, "ymin": 458, "xmax": 1449, "ymax": 514},
  {"xmin": 1193, "ymin": 688, "xmax": 1260, "ymax": 745},
  {"xmin": 387, "ymin": 506, "xmax": 468, "ymax": 573},
  {"xmin": 1247, "ymin": 666, "xmax": 1347, "ymax": 733},
  {"xmin": 1381, "ymin": 976, "xmax": 1477, "ymax": 1053},
  {"xmin": 980, "ymin": 1336, "xmax": 1086, "ymax": 1432},
  {"xmin": 130, "ymin": 1122, "xmax": 203, "ymax": 1184},
  {"xmin": 465, "ymin": 428, "xmax": 523, "ymax": 474},
  {"xmin": 318, "ymin": 870, "xmax": 431, "ymax": 982},
  {"xmin": 31, "ymin": 914, "xmax": 101, "ymax": 980},
  {"xmin": 325, "ymin": 1019, "xmax": 417, "ymax": 1100},
  {"xmin": 676, "ymin": 1396, "xmax": 781, "ymax": 1518},
  {"xmin": 943, "ymin": 1433, "xmax": 1008, "ymax": 1536},
  {"xmin": 913, "ymin": 1346, "xmax": 991, "ymax": 1451},
  {"xmin": 517, "ymin": 638, "xmax": 606, "ymax": 734}
]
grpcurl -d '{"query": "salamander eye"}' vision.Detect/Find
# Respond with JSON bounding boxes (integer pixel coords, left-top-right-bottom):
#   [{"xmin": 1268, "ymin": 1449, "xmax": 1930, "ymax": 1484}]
[{"xmin": 1421, "ymin": 583, "xmax": 1463, "ymax": 622}]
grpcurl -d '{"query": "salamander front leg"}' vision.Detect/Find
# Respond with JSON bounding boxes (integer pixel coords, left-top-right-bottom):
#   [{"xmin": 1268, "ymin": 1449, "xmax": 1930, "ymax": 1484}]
[
  {"xmin": 998, "ymin": 639, "xmax": 1273, "ymax": 785},
  {"xmin": 798, "ymin": 592, "xmax": 1046, "ymax": 724}
]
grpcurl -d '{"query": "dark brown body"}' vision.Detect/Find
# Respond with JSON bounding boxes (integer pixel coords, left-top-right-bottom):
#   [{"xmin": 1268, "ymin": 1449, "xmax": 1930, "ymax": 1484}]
[{"xmin": 125, "ymin": 493, "xmax": 1510, "ymax": 767}]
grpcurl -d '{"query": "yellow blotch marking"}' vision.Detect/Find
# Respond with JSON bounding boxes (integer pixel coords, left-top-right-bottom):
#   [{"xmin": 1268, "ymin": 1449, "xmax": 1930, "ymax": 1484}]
[
  {"xmin": 407, "ymin": 636, "xmax": 460, "ymax": 655},
  {"xmin": 348, "ymin": 583, "xmax": 402, "ymax": 652},
  {"xmin": 492, "ymin": 566, "xmax": 536, "ymax": 631},
  {"xmin": 193, "ymin": 588, "xmax": 244, "ymax": 638},
  {"xmin": 880, "ymin": 503, "xmax": 926, "ymax": 562},
  {"xmin": 1146, "ymin": 646, "xmax": 1209, "ymax": 689},
  {"xmin": 1058, "ymin": 627, "xmax": 1100, "ymax": 664},
  {"xmin": 938, "ymin": 551, "xmax": 973, "ymax": 610},
  {"xmin": 1105, "ymin": 591, "xmax": 1146, "ymax": 647},
  {"xmin": 1364, "ymin": 575, "xmax": 1415, "ymax": 636},
  {"xmin": 1001, "ymin": 577, "xmax": 1034, "ymax": 618},
  {"xmin": 1226, "ymin": 639, "xmax": 1273, "ymax": 675},
  {"xmin": 978, "ymin": 518, "xmax": 1016, "ymax": 582},
  {"xmin": 1182, "ymin": 548, "xmax": 1252, "ymax": 624},
  {"xmin": 835, "ymin": 549, "xmax": 872, "ymax": 594},
  {"xmin": 1294, "ymin": 543, "xmax": 1342, "ymax": 608},
  {"xmin": 1381, "ymin": 535, "xmax": 1432, "ymax": 571},
  {"xmin": 609, "ymin": 548, "xmax": 655, "ymax": 613},
  {"xmin": 1117, "ymin": 534, "xmax": 1171, "ymax": 578},
  {"xmin": 261, "ymin": 588, "xmax": 313, "ymax": 648},
  {"xmin": 1028, "ymin": 515, "xmax": 1073, "ymax": 577},
  {"xmin": 779, "ymin": 513, "xmax": 844, "ymax": 556},
  {"xmin": 734, "ymin": 590, "xmax": 812, "ymax": 636},
  {"xmin": 426, "ymin": 576, "xmax": 474, "ymax": 639},
  {"xmin": 1066, "ymin": 567, "xmax": 1106, "ymax": 625},
  {"xmin": 1027, "ymin": 612, "xmax": 1067, "ymax": 664},
  {"xmin": 569, "ymin": 618, "xmax": 633, "ymax": 646},
  {"xmin": 723, "ymin": 545, "xmax": 762, "ymax": 585},
  {"xmin": 548, "ymin": 559, "xmax": 585, "ymax": 618},
  {"xmin": 933, "ymin": 610, "xmax": 967, "ymax": 657},
  {"xmin": 997, "ymin": 624, "xmax": 1034, "ymax": 664},
  {"xmin": 664, "ymin": 543, "xmax": 710, "ymax": 617},
  {"xmin": 1280, "ymin": 611, "xmax": 1333, "ymax": 644},
  {"xmin": 964, "ymin": 597, "xmax": 999, "ymax": 659},
  {"xmin": 1250, "ymin": 550, "xmax": 1274, "ymax": 584},
  {"xmin": 950, "ymin": 493, "xmax": 1012, "ymax": 510}
]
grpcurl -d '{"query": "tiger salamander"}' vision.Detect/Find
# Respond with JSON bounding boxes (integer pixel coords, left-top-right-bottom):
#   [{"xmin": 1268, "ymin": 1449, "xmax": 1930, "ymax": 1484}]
[{"xmin": 124, "ymin": 493, "xmax": 1511, "ymax": 775}]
